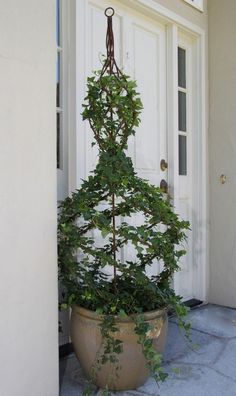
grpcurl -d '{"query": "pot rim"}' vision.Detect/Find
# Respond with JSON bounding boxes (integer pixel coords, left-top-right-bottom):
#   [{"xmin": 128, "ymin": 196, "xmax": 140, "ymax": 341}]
[{"xmin": 71, "ymin": 304, "xmax": 168, "ymax": 323}]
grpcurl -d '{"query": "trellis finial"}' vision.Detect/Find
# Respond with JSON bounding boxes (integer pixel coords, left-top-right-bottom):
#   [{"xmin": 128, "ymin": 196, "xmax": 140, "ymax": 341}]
[{"xmin": 101, "ymin": 7, "xmax": 122, "ymax": 76}]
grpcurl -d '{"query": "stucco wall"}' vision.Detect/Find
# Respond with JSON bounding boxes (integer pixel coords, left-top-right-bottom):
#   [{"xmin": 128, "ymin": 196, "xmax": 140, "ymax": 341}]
[
  {"xmin": 208, "ymin": 0, "xmax": 236, "ymax": 308},
  {"xmin": 0, "ymin": 1, "xmax": 58, "ymax": 396}
]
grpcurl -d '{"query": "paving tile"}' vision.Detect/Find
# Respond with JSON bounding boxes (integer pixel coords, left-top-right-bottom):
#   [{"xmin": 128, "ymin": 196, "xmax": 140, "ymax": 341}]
[
  {"xmin": 213, "ymin": 338, "xmax": 236, "ymax": 380},
  {"xmin": 136, "ymin": 377, "xmax": 160, "ymax": 395},
  {"xmin": 167, "ymin": 328, "xmax": 226, "ymax": 366},
  {"xmin": 59, "ymin": 355, "xmax": 96, "ymax": 396},
  {"xmin": 163, "ymin": 321, "xmax": 219, "ymax": 364},
  {"xmin": 171, "ymin": 305, "xmax": 236, "ymax": 338},
  {"xmin": 158, "ymin": 364, "xmax": 236, "ymax": 396}
]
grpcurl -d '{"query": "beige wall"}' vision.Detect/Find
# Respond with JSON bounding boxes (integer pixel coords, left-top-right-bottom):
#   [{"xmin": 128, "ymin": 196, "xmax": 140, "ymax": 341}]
[
  {"xmin": 208, "ymin": 0, "xmax": 236, "ymax": 307},
  {"xmin": 0, "ymin": 1, "xmax": 58, "ymax": 395}
]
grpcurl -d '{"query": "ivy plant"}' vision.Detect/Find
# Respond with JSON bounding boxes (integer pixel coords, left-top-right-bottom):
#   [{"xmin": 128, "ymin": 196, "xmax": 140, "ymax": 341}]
[{"xmin": 58, "ymin": 67, "xmax": 191, "ymax": 391}]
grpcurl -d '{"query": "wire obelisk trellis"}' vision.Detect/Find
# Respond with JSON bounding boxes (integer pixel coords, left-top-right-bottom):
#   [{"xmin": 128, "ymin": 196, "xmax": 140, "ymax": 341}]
[{"xmin": 101, "ymin": 8, "xmax": 121, "ymax": 288}]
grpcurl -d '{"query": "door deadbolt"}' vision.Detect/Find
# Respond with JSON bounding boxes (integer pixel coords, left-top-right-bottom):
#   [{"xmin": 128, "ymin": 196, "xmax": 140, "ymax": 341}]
[
  {"xmin": 220, "ymin": 174, "xmax": 227, "ymax": 184},
  {"xmin": 160, "ymin": 179, "xmax": 168, "ymax": 194},
  {"xmin": 160, "ymin": 159, "xmax": 168, "ymax": 171}
]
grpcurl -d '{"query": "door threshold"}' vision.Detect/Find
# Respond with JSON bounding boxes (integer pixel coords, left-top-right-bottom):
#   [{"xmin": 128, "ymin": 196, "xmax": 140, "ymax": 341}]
[{"xmin": 184, "ymin": 298, "xmax": 203, "ymax": 309}]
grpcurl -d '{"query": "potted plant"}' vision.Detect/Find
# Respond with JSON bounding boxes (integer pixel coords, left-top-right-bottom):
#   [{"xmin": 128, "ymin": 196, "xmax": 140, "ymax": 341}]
[{"xmin": 58, "ymin": 7, "xmax": 190, "ymax": 394}]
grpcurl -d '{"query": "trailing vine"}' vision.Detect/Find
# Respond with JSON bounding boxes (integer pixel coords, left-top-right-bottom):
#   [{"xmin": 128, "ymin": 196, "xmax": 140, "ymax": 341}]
[
  {"xmin": 134, "ymin": 315, "xmax": 168, "ymax": 383},
  {"xmin": 82, "ymin": 314, "xmax": 123, "ymax": 395}
]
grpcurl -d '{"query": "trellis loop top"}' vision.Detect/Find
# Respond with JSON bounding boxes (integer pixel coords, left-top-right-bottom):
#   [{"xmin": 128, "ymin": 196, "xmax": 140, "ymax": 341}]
[{"xmin": 105, "ymin": 7, "xmax": 115, "ymax": 17}]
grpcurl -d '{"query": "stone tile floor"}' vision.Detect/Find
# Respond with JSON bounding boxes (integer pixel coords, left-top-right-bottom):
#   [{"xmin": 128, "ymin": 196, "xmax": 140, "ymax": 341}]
[{"xmin": 60, "ymin": 304, "xmax": 236, "ymax": 396}]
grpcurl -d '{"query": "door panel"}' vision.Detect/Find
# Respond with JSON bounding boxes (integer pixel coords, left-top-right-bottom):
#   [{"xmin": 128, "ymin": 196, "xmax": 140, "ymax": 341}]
[
  {"xmin": 126, "ymin": 18, "xmax": 166, "ymax": 187},
  {"xmin": 133, "ymin": 25, "xmax": 161, "ymax": 173},
  {"xmin": 123, "ymin": 15, "xmax": 166, "ymax": 277}
]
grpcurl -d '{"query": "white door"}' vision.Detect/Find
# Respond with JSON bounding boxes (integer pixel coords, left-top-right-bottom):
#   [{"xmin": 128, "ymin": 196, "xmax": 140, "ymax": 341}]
[{"xmin": 76, "ymin": 0, "xmax": 203, "ymax": 302}]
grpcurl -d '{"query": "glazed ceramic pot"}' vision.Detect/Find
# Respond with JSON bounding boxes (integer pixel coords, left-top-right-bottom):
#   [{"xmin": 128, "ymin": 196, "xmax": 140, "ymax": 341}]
[{"xmin": 70, "ymin": 305, "xmax": 168, "ymax": 391}]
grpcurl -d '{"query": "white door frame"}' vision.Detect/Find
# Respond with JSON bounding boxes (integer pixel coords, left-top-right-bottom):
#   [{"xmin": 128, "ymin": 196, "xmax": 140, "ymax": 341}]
[{"xmin": 74, "ymin": 0, "xmax": 208, "ymax": 303}]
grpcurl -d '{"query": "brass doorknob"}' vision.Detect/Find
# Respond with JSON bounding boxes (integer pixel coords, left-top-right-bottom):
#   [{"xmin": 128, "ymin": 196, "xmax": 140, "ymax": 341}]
[
  {"xmin": 160, "ymin": 179, "xmax": 168, "ymax": 193},
  {"xmin": 160, "ymin": 159, "xmax": 168, "ymax": 171}
]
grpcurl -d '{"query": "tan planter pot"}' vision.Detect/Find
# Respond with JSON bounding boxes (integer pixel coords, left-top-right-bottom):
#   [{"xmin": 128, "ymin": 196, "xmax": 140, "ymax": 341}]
[{"xmin": 70, "ymin": 305, "xmax": 168, "ymax": 391}]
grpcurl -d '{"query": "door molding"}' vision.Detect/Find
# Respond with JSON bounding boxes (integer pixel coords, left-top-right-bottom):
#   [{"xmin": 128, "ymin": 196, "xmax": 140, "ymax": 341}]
[{"xmin": 119, "ymin": 0, "xmax": 205, "ymax": 35}]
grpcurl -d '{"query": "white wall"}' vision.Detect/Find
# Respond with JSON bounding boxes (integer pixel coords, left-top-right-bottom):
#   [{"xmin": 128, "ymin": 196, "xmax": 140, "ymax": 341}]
[
  {"xmin": 0, "ymin": 1, "xmax": 58, "ymax": 395},
  {"xmin": 208, "ymin": 0, "xmax": 236, "ymax": 308}
]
